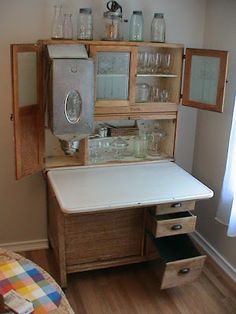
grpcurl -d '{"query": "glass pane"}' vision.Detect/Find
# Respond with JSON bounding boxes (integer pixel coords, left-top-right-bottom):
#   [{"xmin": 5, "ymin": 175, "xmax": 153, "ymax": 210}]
[
  {"xmin": 189, "ymin": 55, "xmax": 220, "ymax": 105},
  {"xmin": 96, "ymin": 52, "xmax": 130, "ymax": 100},
  {"xmin": 65, "ymin": 90, "xmax": 82, "ymax": 124},
  {"xmin": 18, "ymin": 52, "xmax": 37, "ymax": 107}
]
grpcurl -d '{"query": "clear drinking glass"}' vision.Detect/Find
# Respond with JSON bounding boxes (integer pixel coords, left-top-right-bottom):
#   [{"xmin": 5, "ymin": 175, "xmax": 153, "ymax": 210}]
[
  {"xmin": 162, "ymin": 53, "xmax": 172, "ymax": 73},
  {"xmin": 51, "ymin": 5, "xmax": 63, "ymax": 39}
]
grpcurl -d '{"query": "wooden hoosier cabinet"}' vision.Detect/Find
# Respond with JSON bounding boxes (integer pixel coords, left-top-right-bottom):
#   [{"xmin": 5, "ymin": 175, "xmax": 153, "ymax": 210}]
[{"xmin": 11, "ymin": 40, "xmax": 227, "ymax": 288}]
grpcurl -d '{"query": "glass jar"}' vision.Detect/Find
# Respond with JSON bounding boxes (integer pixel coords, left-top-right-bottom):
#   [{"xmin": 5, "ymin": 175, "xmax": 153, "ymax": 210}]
[
  {"xmin": 77, "ymin": 8, "xmax": 93, "ymax": 40},
  {"xmin": 111, "ymin": 137, "xmax": 128, "ymax": 159},
  {"xmin": 63, "ymin": 13, "xmax": 73, "ymax": 39},
  {"xmin": 151, "ymin": 13, "xmax": 166, "ymax": 43},
  {"xmin": 129, "ymin": 11, "xmax": 144, "ymax": 42},
  {"xmin": 51, "ymin": 5, "xmax": 63, "ymax": 39},
  {"xmin": 135, "ymin": 83, "xmax": 150, "ymax": 102},
  {"xmin": 103, "ymin": 11, "xmax": 122, "ymax": 40}
]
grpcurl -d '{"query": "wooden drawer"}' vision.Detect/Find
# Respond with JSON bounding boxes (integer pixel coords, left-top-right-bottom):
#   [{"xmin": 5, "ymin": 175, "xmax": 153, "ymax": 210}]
[
  {"xmin": 152, "ymin": 200, "xmax": 195, "ymax": 215},
  {"xmin": 147, "ymin": 211, "xmax": 196, "ymax": 238},
  {"xmin": 154, "ymin": 234, "xmax": 206, "ymax": 289}
]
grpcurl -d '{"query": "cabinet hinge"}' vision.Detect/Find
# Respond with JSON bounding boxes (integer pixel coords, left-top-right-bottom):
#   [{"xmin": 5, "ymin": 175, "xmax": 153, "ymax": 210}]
[
  {"xmin": 180, "ymin": 94, "xmax": 183, "ymax": 100},
  {"xmin": 10, "ymin": 114, "xmax": 13, "ymax": 121},
  {"xmin": 182, "ymin": 54, "xmax": 186, "ymax": 60}
]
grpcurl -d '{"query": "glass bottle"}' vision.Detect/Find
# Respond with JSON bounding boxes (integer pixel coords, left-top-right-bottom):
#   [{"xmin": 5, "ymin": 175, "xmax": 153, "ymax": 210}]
[
  {"xmin": 77, "ymin": 8, "xmax": 93, "ymax": 40},
  {"xmin": 151, "ymin": 13, "xmax": 166, "ymax": 43},
  {"xmin": 51, "ymin": 5, "xmax": 63, "ymax": 39},
  {"xmin": 63, "ymin": 13, "xmax": 73, "ymax": 39},
  {"xmin": 129, "ymin": 11, "xmax": 144, "ymax": 42}
]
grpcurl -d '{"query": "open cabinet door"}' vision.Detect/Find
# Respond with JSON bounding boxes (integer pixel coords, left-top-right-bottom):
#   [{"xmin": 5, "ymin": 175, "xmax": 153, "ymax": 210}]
[
  {"xmin": 11, "ymin": 44, "xmax": 44, "ymax": 179},
  {"xmin": 182, "ymin": 48, "xmax": 228, "ymax": 112}
]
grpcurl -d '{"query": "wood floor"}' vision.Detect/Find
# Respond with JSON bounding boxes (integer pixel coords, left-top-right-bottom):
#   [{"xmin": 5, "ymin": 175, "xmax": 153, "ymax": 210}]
[{"xmin": 21, "ymin": 249, "xmax": 236, "ymax": 314}]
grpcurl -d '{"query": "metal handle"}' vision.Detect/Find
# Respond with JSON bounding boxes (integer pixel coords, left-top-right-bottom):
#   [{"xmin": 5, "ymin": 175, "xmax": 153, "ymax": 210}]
[
  {"xmin": 178, "ymin": 267, "xmax": 190, "ymax": 275},
  {"xmin": 171, "ymin": 224, "xmax": 183, "ymax": 231},
  {"xmin": 171, "ymin": 202, "xmax": 182, "ymax": 208}
]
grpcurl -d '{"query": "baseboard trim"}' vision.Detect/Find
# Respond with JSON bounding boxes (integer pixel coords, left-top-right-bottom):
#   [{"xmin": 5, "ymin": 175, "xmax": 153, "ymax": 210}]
[
  {"xmin": 0, "ymin": 239, "xmax": 49, "ymax": 252},
  {"xmin": 191, "ymin": 231, "xmax": 236, "ymax": 282}
]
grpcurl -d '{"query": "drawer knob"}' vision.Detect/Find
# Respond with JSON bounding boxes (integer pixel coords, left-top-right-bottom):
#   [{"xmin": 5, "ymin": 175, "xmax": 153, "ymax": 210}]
[
  {"xmin": 178, "ymin": 267, "xmax": 190, "ymax": 275},
  {"xmin": 171, "ymin": 203, "xmax": 182, "ymax": 208},
  {"xmin": 171, "ymin": 224, "xmax": 183, "ymax": 231}
]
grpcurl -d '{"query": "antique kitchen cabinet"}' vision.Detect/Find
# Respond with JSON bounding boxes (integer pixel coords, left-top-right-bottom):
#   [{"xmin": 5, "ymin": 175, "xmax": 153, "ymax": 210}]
[{"xmin": 11, "ymin": 40, "xmax": 227, "ymax": 288}]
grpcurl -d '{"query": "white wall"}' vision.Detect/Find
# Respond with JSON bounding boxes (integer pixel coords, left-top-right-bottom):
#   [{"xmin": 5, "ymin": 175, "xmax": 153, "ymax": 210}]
[
  {"xmin": 0, "ymin": 0, "xmax": 206, "ymax": 245},
  {"xmin": 193, "ymin": 0, "xmax": 236, "ymax": 268}
]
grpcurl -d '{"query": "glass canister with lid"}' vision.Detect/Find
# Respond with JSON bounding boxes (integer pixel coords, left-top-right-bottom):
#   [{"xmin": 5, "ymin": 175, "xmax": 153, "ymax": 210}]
[
  {"xmin": 129, "ymin": 11, "xmax": 144, "ymax": 41},
  {"xmin": 135, "ymin": 83, "xmax": 150, "ymax": 102},
  {"xmin": 103, "ymin": 10, "xmax": 123, "ymax": 40},
  {"xmin": 151, "ymin": 13, "xmax": 166, "ymax": 43},
  {"xmin": 77, "ymin": 8, "xmax": 93, "ymax": 40}
]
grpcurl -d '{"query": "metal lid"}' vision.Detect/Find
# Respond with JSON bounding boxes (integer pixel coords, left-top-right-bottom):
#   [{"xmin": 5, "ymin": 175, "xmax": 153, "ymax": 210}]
[
  {"xmin": 154, "ymin": 13, "xmax": 164, "ymax": 18},
  {"xmin": 133, "ymin": 10, "xmax": 143, "ymax": 15},
  {"xmin": 79, "ymin": 8, "xmax": 92, "ymax": 14},
  {"xmin": 104, "ymin": 10, "xmax": 122, "ymax": 18}
]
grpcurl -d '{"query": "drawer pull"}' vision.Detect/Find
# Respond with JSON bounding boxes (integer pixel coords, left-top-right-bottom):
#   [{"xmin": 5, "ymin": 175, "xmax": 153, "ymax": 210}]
[
  {"xmin": 171, "ymin": 224, "xmax": 183, "ymax": 231},
  {"xmin": 178, "ymin": 267, "xmax": 190, "ymax": 275},
  {"xmin": 171, "ymin": 203, "xmax": 182, "ymax": 208}
]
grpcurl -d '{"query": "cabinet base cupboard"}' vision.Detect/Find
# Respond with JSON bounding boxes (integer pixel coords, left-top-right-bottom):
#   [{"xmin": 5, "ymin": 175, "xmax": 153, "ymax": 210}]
[{"xmin": 47, "ymin": 162, "xmax": 213, "ymax": 288}]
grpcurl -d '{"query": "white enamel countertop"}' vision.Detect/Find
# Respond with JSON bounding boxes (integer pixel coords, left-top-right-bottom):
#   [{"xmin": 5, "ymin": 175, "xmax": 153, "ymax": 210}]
[{"xmin": 47, "ymin": 162, "xmax": 213, "ymax": 214}]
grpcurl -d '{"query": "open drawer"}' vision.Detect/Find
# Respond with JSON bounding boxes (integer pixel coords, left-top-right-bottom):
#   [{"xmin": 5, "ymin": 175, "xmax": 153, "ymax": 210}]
[
  {"xmin": 147, "ymin": 211, "xmax": 196, "ymax": 238},
  {"xmin": 153, "ymin": 234, "xmax": 206, "ymax": 289},
  {"xmin": 152, "ymin": 201, "xmax": 195, "ymax": 215}
]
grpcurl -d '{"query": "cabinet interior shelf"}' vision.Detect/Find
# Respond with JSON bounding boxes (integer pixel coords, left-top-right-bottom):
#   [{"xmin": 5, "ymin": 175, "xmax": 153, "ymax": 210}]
[
  {"xmin": 136, "ymin": 74, "xmax": 178, "ymax": 78},
  {"xmin": 97, "ymin": 74, "xmax": 128, "ymax": 77}
]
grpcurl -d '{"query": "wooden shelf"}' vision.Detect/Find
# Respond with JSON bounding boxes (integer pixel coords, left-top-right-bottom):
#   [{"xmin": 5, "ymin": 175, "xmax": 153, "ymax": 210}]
[{"xmin": 136, "ymin": 74, "xmax": 178, "ymax": 78}]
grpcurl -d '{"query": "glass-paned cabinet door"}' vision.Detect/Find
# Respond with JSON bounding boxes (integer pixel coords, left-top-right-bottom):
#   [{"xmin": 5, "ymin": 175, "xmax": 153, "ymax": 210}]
[
  {"xmin": 90, "ymin": 46, "xmax": 136, "ymax": 113},
  {"xmin": 182, "ymin": 48, "xmax": 228, "ymax": 112},
  {"xmin": 134, "ymin": 45, "xmax": 183, "ymax": 114},
  {"xmin": 11, "ymin": 44, "xmax": 44, "ymax": 179}
]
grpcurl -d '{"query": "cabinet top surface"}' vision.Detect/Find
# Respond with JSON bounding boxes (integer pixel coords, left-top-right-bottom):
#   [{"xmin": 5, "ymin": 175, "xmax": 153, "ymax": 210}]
[{"xmin": 47, "ymin": 162, "xmax": 213, "ymax": 214}]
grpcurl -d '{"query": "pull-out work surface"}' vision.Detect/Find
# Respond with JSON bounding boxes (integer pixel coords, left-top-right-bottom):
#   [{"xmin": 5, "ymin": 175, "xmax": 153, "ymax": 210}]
[{"xmin": 47, "ymin": 162, "xmax": 213, "ymax": 214}]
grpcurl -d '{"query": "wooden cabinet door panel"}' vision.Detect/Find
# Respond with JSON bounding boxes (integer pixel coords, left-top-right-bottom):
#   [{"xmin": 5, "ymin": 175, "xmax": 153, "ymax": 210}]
[
  {"xmin": 11, "ymin": 44, "xmax": 44, "ymax": 179},
  {"xmin": 65, "ymin": 208, "xmax": 145, "ymax": 265}
]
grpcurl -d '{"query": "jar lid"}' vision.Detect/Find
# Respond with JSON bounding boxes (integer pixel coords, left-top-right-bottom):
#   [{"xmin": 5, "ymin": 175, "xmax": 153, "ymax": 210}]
[
  {"xmin": 154, "ymin": 13, "xmax": 164, "ymax": 18},
  {"xmin": 136, "ymin": 83, "xmax": 150, "ymax": 89},
  {"xmin": 104, "ymin": 11, "xmax": 122, "ymax": 18},
  {"xmin": 133, "ymin": 10, "xmax": 143, "ymax": 15},
  {"xmin": 79, "ymin": 8, "xmax": 92, "ymax": 14},
  {"xmin": 111, "ymin": 137, "xmax": 128, "ymax": 148}
]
